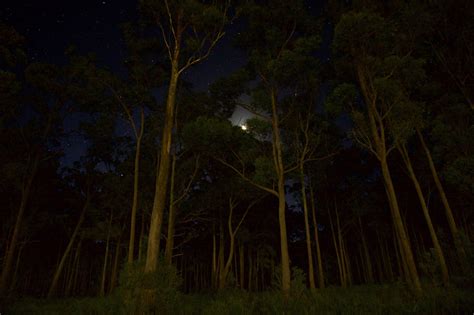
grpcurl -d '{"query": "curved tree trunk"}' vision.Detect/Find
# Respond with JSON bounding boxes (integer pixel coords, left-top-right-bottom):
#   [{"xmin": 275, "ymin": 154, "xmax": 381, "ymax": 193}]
[
  {"xmin": 417, "ymin": 129, "xmax": 468, "ymax": 272},
  {"xmin": 381, "ymin": 159, "xmax": 422, "ymax": 294},
  {"xmin": 398, "ymin": 143, "xmax": 449, "ymax": 285}
]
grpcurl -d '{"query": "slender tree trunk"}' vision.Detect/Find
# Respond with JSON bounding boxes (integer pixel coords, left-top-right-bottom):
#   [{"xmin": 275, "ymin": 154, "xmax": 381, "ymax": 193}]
[
  {"xmin": 100, "ymin": 213, "xmax": 113, "ymax": 297},
  {"xmin": 128, "ymin": 110, "xmax": 144, "ymax": 264},
  {"xmin": 212, "ymin": 230, "xmax": 217, "ymax": 288},
  {"xmin": 0, "ymin": 156, "xmax": 39, "ymax": 296},
  {"xmin": 164, "ymin": 151, "xmax": 177, "ymax": 265},
  {"xmin": 66, "ymin": 238, "xmax": 82, "ymax": 296},
  {"xmin": 217, "ymin": 220, "xmax": 225, "ymax": 288},
  {"xmin": 110, "ymin": 235, "xmax": 121, "ymax": 294},
  {"xmin": 138, "ymin": 210, "xmax": 145, "ymax": 261},
  {"xmin": 48, "ymin": 196, "xmax": 89, "ymax": 298},
  {"xmin": 146, "ymin": 62, "xmax": 180, "ymax": 273},
  {"xmin": 71, "ymin": 242, "xmax": 82, "ymax": 296},
  {"xmin": 381, "ymin": 158, "xmax": 421, "ymax": 293},
  {"xmin": 398, "ymin": 143, "xmax": 449, "ymax": 285},
  {"xmin": 9, "ymin": 241, "xmax": 26, "ymax": 293},
  {"xmin": 417, "ymin": 129, "xmax": 468, "ymax": 271},
  {"xmin": 299, "ymin": 166, "xmax": 315, "ymax": 290},
  {"xmin": 329, "ymin": 208, "xmax": 345, "ymax": 287},
  {"xmin": 357, "ymin": 63, "xmax": 421, "ymax": 294},
  {"xmin": 341, "ymin": 238, "xmax": 352, "ymax": 285},
  {"xmin": 309, "ymin": 184, "xmax": 325, "ymax": 288},
  {"xmin": 219, "ymin": 198, "xmax": 242, "ymax": 289},
  {"xmin": 270, "ymin": 89, "xmax": 291, "ymax": 296},
  {"xmin": 248, "ymin": 253, "xmax": 253, "ymax": 291},
  {"xmin": 359, "ymin": 217, "xmax": 374, "ymax": 283},
  {"xmin": 239, "ymin": 243, "xmax": 244, "ymax": 290}
]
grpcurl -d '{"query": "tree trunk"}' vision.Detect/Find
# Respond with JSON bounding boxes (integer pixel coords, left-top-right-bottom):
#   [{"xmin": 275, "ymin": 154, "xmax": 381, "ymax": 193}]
[
  {"xmin": 309, "ymin": 184, "xmax": 325, "ymax": 288},
  {"xmin": 48, "ymin": 196, "xmax": 89, "ymax": 298},
  {"xmin": 239, "ymin": 243, "xmax": 244, "ymax": 290},
  {"xmin": 212, "ymin": 230, "xmax": 217, "ymax": 288},
  {"xmin": 66, "ymin": 238, "xmax": 82, "ymax": 296},
  {"xmin": 380, "ymin": 158, "xmax": 421, "ymax": 294},
  {"xmin": 329, "ymin": 207, "xmax": 345, "ymax": 287},
  {"xmin": 128, "ymin": 109, "xmax": 144, "ymax": 264},
  {"xmin": 145, "ymin": 62, "xmax": 180, "ymax": 273},
  {"xmin": 9, "ymin": 241, "xmax": 26, "ymax": 293},
  {"xmin": 110, "ymin": 235, "xmax": 121, "ymax": 294},
  {"xmin": 138, "ymin": 210, "xmax": 145, "ymax": 261},
  {"xmin": 100, "ymin": 213, "xmax": 113, "ymax": 297},
  {"xmin": 398, "ymin": 143, "xmax": 449, "ymax": 285},
  {"xmin": 0, "ymin": 155, "xmax": 39, "ymax": 296},
  {"xmin": 164, "ymin": 151, "xmax": 177, "ymax": 265},
  {"xmin": 299, "ymin": 165, "xmax": 315, "ymax": 290},
  {"xmin": 270, "ymin": 89, "xmax": 291, "ymax": 296},
  {"xmin": 356, "ymin": 63, "xmax": 421, "ymax": 293},
  {"xmin": 358, "ymin": 217, "xmax": 374, "ymax": 283},
  {"xmin": 417, "ymin": 129, "xmax": 468, "ymax": 271}
]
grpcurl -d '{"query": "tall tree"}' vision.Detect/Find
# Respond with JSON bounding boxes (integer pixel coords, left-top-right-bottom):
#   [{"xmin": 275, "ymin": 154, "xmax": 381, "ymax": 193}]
[
  {"xmin": 331, "ymin": 10, "xmax": 423, "ymax": 294},
  {"xmin": 234, "ymin": 0, "xmax": 319, "ymax": 295},
  {"xmin": 139, "ymin": 0, "xmax": 232, "ymax": 274}
]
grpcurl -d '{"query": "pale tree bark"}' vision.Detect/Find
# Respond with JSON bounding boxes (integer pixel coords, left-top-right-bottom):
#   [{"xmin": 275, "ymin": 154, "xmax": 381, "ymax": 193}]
[
  {"xmin": 145, "ymin": 0, "xmax": 228, "ymax": 275},
  {"xmin": 239, "ymin": 243, "xmax": 245, "ymax": 289},
  {"xmin": 146, "ymin": 63, "xmax": 179, "ymax": 272},
  {"xmin": 128, "ymin": 109, "xmax": 144, "ymax": 264},
  {"xmin": 358, "ymin": 217, "xmax": 374, "ymax": 283},
  {"xmin": 164, "ymin": 149, "xmax": 199, "ymax": 265},
  {"xmin": 417, "ymin": 129, "xmax": 469, "ymax": 272},
  {"xmin": 270, "ymin": 89, "xmax": 291, "ymax": 296},
  {"xmin": 65, "ymin": 237, "xmax": 82, "ymax": 296},
  {"xmin": 398, "ymin": 143, "xmax": 449, "ymax": 285},
  {"xmin": 299, "ymin": 165, "xmax": 315, "ymax": 290},
  {"xmin": 355, "ymin": 64, "xmax": 422, "ymax": 295},
  {"xmin": 164, "ymin": 151, "xmax": 178, "ymax": 265},
  {"xmin": 214, "ymin": 88, "xmax": 291, "ymax": 295},
  {"xmin": 109, "ymin": 235, "xmax": 122, "ymax": 294},
  {"xmin": 218, "ymin": 197, "xmax": 257, "ymax": 289},
  {"xmin": 48, "ymin": 195, "xmax": 89, "ymax": 298},
  {"xmin": 309, "ymin": 184, "xmax": 325, "ymax": 288},
  {"xmin": 100, "ymin": 212, "xmax": 113, "ymax": 297}
]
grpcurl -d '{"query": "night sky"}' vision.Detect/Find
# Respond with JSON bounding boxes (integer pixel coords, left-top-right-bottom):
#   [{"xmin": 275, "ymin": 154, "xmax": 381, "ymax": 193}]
[
  {"xmin": 1, "ymin": 0, "xmax": 247, "ymax": 165},
  {"xmin": 1, "ymin": 1, "xmax": 327, "ymax": 166}
]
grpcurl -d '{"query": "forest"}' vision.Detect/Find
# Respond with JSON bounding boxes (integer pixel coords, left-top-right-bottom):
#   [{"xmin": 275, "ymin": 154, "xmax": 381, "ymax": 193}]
[{"xmin": 0, "ymin": 0, "xmax": 473, "ymax": 314}]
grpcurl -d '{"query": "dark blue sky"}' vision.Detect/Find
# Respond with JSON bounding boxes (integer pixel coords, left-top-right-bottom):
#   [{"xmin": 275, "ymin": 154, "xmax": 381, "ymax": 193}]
[
  {"xmin": 1, "ymin": 0, "xmax": 248, "ymax": 166},
  {"xmin": 1, "ymin": 1, "xmax": 329, "ymax": 166}
]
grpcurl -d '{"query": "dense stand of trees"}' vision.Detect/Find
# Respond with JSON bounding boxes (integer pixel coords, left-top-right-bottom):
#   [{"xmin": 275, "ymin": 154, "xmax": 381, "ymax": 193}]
[{"xmin": 0, "ymin": 0, "xmax": 473, "ymax": 305}]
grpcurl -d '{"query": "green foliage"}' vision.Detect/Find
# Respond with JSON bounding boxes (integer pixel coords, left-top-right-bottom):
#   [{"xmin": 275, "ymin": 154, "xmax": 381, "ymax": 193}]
[
  {"xmin": 253, "ymin": 156, "xmax": 276, "ymax": 186},
  {"xmin": 117, "ymin": 259, "xmax": 183, "ymax": 314},
  {"xmin": 325, "ymin": 83, "xmax": 358, "ymax": 116},
  {"xmin": 418, "ymin": 249, "xmax": 441, "ymax": 285},
  {"xmin": 7, "ymin": 285, "xmax": 474, "ymax": 314},
  {"xmin": 182, "ymin": 116, "xmax": 235, "ymax": 153}
]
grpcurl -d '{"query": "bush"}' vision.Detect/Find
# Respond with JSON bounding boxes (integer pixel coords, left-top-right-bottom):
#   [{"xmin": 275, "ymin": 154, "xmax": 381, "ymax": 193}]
[{"xmin": 116, "ymin": 258, "xmax": 183, "ymax": 314}]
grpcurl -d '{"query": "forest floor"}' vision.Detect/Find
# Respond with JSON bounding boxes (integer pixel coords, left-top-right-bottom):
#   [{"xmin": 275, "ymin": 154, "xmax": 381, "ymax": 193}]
[{"xmin": 4, "ymin": 284, "xmax": 474, "ymax": 314}]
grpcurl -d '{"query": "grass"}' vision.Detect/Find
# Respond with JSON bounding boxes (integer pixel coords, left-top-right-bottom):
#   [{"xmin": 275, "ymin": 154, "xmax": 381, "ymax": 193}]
[{"xmin": 4, "ymin": 284, "xmax": 474, "ymax": 315}]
